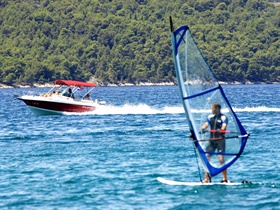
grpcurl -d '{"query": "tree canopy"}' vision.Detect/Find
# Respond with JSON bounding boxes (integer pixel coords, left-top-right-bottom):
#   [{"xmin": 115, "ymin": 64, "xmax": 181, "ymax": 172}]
[{"xmin": 0, "ymin": 0, "xmax": 279, "ymax": 85}]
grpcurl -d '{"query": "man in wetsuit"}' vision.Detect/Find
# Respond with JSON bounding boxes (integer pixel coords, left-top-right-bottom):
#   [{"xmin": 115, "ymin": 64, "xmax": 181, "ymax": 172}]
[{"xmin": 201, "ymin": 102, "xmax": 228, "ymax": 183}]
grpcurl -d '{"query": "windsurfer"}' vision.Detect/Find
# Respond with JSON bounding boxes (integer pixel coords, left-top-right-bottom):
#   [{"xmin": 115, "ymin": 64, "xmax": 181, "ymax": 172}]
[{"xmin": 201, "ymin": 102, "xmax": 228, "ymax": 183}]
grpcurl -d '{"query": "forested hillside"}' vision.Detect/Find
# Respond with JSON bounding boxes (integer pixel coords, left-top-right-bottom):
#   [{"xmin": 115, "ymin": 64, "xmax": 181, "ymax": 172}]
[{"xmin": 0, "ymin": 0, "xmax": 279, "ymax": 85}]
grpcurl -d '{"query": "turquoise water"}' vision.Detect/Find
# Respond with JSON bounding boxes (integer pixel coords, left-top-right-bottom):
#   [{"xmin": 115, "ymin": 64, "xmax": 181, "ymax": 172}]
[{"xmin": 0, "ymin": 85, "xmax": 279, "ymax": 209}]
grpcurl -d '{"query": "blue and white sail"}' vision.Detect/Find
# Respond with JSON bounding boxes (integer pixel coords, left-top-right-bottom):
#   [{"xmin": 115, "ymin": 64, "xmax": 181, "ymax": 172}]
[{"xmin": 170, "ymin": 18, "xmax": 249, "ymax": 177}]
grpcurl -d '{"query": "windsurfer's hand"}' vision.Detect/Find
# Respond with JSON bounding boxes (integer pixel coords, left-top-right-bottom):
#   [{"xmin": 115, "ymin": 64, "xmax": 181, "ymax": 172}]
[
  {"xmin": 199, "ymin": 129, "xmax": 207, "ymax": 134},
  {"xmin": 216, "ymin": 129, "xmax": 221, "ymax": 133}
]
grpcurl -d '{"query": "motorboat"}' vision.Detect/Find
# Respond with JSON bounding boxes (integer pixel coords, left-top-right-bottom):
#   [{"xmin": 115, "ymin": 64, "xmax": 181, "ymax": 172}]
[{"xmin": 17, "ymin": 80, "xmax": 106, "ymax": 115}]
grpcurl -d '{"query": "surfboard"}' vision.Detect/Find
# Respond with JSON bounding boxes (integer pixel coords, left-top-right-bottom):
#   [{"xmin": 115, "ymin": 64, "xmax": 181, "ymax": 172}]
[{"xmin": 157, "ymin": 177, "xmax": 246, "ymax": 186}]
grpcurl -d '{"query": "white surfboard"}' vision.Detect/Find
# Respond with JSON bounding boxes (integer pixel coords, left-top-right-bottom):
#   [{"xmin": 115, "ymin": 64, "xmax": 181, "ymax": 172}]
[{"xmin": 157, "ymin": 177, "xmax": 244, "ymax": 186}]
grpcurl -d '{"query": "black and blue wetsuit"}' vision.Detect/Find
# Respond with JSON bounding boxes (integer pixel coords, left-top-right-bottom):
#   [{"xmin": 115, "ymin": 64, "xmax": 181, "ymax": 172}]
[{"xmin": 206, "ymin": 113, "xmax": 228, "ymax": 153}]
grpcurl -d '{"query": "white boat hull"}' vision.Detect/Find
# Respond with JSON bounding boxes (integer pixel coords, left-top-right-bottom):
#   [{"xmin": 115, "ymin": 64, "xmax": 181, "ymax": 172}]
[{"xmin": 18, "ymin": 95, "xmax": 105, "ymax": 115}]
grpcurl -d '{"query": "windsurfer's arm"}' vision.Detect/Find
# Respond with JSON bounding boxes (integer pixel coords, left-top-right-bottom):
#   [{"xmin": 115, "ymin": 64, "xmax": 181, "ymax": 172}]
[
  {"xmin": 215, "ymin": 124, "xmax": 227, "ymax": 133},
  {"xmin": 221, "ymin": 124, "xmax": 227, "ymax": 131},
  {"xmin": 220, "ymin": 115, "xmax": 228, "ymax": 131},
  {"xmin": 202, "ymin": 122, "xmax": 209, "ymax": 130},
  {"xmin": 202, "ymin": 115, "xmax": 211, "ymax": 131},
  {"xmin": 201, "ymin": 122, "xmax": 209, "ymax": 133}
]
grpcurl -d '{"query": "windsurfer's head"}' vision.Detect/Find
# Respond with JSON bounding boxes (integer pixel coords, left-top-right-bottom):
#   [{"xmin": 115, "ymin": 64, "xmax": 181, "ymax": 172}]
[{"xmin": 211, "ymin": 102, "xmax": 221, "ymax": 115}]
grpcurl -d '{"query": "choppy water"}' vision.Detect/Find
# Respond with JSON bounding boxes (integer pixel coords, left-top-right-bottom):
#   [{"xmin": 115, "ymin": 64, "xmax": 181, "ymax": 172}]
[{"xmin": 0, "ymin": 84, "xmax": 279, "ymax": 209}]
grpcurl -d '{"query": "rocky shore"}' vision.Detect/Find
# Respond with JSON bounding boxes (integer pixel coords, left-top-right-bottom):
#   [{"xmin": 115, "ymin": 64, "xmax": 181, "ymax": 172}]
[
  {"xmin": 0, "ymin": 82, "xmax": 176, "ymax": 88},
  {"xmin": 0, "ymin": 81, "xmax": 278, "ymax": 89}
]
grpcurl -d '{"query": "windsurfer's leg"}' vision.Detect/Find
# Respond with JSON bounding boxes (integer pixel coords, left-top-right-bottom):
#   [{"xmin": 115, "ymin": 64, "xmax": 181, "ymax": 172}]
[
  {"xmin": 218, "ymin": 139, "xmax": 227, "ymax": 182},
  {"xmin": 218, "ymin": 154, "xmax": 225, "ymax": 164},
  {"xmin": 202, "ymin": 172, "xmax": 211, "ymax": 183},
  {"xmin": 202, "ymin": 154, "xmax": 211, "ymax": 183},
  {"xmin": 222, "ymin": 169, "xmax": 227, "ymax": 182},
  {"xmin": 218, "ymin": 154, "xmax": 227, "ymax": 182}
]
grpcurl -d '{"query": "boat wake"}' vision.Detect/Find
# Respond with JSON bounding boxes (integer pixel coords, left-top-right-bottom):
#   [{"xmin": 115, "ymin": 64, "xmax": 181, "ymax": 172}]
[
  {"xmin": 64, "ymin": 103, "xmax": 182, "ymax": 115},
  {"xmin": 63, "ymin": 104, "xmax": 280, "ymax": 115},
  {"xmin": 234, "ymin": 106, "xmax": 280, "ymax": 112}
]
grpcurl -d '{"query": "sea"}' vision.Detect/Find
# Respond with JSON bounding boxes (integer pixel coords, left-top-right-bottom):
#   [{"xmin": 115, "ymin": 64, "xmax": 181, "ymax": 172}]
[{"xmin": 0, "ymin": 84, "xmax": 279, "ymax": 210}]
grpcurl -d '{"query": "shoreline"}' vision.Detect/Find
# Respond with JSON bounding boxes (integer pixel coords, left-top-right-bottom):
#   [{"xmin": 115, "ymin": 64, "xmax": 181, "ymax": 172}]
[{"xmin": 0, "ymin": 81, "xmax": 279, "ymax": 89}]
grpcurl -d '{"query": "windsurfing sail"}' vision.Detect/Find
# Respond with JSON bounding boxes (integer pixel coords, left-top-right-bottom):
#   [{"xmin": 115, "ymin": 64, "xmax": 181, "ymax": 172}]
[{"xmin": 170, "ymin": 17, "xmax": 249, "ymax": 178}]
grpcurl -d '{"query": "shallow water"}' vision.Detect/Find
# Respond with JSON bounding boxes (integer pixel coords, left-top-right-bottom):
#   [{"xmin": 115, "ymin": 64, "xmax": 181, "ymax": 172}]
[{"xmin": 0, "ymin": 84, "xmax": 279, "ymax": 209}]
